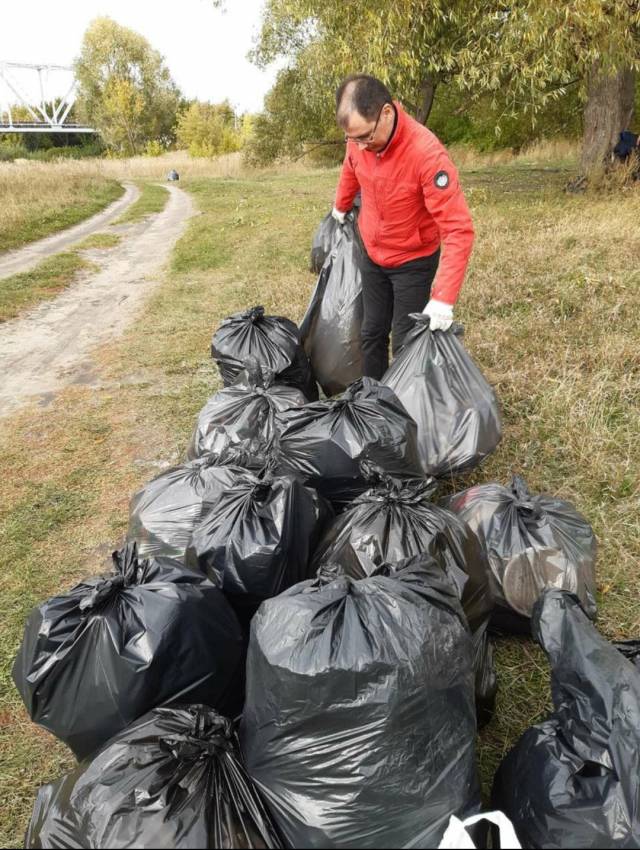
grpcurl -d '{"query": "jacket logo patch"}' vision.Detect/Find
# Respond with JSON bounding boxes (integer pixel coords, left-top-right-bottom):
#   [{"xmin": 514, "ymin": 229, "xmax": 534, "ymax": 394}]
[{"xmin": 434, "ymin": 170, "xmax": 449, "ymax": 189}]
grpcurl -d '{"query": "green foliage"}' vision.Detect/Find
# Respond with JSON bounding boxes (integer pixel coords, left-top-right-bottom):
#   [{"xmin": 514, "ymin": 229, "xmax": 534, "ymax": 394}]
[
  {"xmin": 249, "ymin": 0, "xmax": 640, "ymax": 164},
  {"xmin": 244, "ymin": 62, "xmax": 343, "ymax": 165},
  {"xmin": 175, "ymin": 100, "xmax": 241, "ymax": 157},
  {"xmin": 28, "ymin": 142, "xmax": 106, "ymax": 162},
  {"xmin": 75, "ymin": 17, "xmax": 181, "ymax": 156},
  {"xmin": 0, "ymin": 138, "xmax": 106, "ymax": 162},
  {"xmin": 0, "ymin": 137, "xmax": 27, "ymax": 161},
  {"xmin": 429, "ymin": 84, "xmax": 583, "ymax": 151},
  {"xmin": 143, "ymin": 139, "xmax": 166, "ymax": 157}
]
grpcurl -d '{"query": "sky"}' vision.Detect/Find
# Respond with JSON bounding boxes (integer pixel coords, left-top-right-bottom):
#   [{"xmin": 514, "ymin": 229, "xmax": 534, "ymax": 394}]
[{"xmin": 1, "ymin": 0, "xmax": 281, "ymax": 114}]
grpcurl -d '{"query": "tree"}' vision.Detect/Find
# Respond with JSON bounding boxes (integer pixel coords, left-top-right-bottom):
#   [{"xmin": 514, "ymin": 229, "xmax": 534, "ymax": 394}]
[
  {"xmin": 463, "ymin": 1, "xmax": 639, "ymax": 177},
  {"xmin": 252, "ymin": 1, "xmax": 640, "ymax": 177},
  {"xmin": 175, "ymin": 100, "xmax": 241, "ymax": 157},
  {"xmin": 252, "ymin": 0, "xmax": 490, "ymax": 126},
  {"xmin": 75, "ymin": 17, "xmax": 181, "ymax": 156},
  {"xmin": 244, "ymin": 60, "xmax": 343, "ymax": 164}
]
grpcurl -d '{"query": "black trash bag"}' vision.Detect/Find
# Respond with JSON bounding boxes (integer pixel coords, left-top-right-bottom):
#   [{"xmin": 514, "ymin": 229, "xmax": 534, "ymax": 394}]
[
  {"xmin": 312, "ymin": 474, "xmax": 496, "ymax": 724},
  {"xmin": 308, "ymin": 197, "xmax": 361, "ymax": 274},
  {"xmin": 185, "ymin": 470, "xmax": 333, "ymax": 624},
  {"xmin": 211, "ymin": 306, "xmax": 318, "ymax": 401},
  {"xmin": 614, "ymin": 639, "xmax": 640, "ymax": 668},
  {"xmin": 301, "ymin": 211, "xmax": 363, "ymax": 396},
  {"xmin": 309, "ymin": 210, "xmax": 339, "ymax": 274},
  {"xmin": 446, "ymin": 474, "xmax": 597, "ymax": 634},
  {"xmin": 187, "ymin": 361, "xmax": 307, "ymax": 461},
  {"xmin": 472, "ymin": 620, "xmax": 499, "ymax": 729},
  {"xmin": 240, "ymin": 555, "xmax": 481, "ymax": 849},
  {"xmin": 127, "ymin": 451, "xmax": 262, "ymax": 562},
  {"xmin": 492, "ymin": 589, "xmax": 640, "ymax": 849},
  {"xmin": 382, "ymin": 314, "xmax": 502, "ymax": 477},
  {"xmin": 312, "ymin": 475, "xmax": 491, "ymax": 632},
  {"xmin": 13, "ymin": 545, "xmax": 245, "ymax": 761},
  {"xmin": 274, "ymin": 378, "xmax": 424, "ymax": 509},
  {"xmin": 613, "ymin": 130, "xmax": 639, "ymax": 161},
  {"xmin": 26, "ymin": 705, "xmax": 283, "ymax": 849}
]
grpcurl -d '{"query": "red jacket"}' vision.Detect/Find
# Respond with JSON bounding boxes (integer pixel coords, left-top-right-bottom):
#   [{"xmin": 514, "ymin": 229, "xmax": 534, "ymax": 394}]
[{"xmin": 335, "ymin": 103, "xmax": 474, "ymax": 305}]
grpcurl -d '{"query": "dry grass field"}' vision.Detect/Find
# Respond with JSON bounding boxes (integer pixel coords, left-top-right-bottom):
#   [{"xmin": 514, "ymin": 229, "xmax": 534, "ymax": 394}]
[
  {"xmin": 1, "ymin": 146, "xmax": 639, "ymax": 844},
  {"xmin": 0, "ymin": 140, "xmax": 580, "ymax": 254}
]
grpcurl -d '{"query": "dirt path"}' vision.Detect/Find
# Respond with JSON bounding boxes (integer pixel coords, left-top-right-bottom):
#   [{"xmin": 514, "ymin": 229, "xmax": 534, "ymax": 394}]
[
  {"xmin": 0, "ymin": 184, "xmax": 196, "ymax": 418},
  {"xmin": 0, "ymin": 182, "xmax": 139, "ymax": 280}
]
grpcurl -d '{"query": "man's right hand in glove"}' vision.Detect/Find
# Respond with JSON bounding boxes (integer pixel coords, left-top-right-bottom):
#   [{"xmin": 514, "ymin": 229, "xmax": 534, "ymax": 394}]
[{"xmin": 331, "ymin": 207, "xmax": 347, "ymax": 225}]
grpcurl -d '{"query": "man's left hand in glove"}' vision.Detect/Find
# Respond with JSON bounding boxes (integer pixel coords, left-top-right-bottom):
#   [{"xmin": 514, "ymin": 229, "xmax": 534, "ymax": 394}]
[{"xmin": 422, "ymin": 298, "xmax": 454, "ymax": 331}]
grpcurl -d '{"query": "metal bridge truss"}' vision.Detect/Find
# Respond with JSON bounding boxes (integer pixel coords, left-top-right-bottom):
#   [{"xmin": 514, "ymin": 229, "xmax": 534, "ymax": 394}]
[{"xmin": 0, "ymin": 62, "xmax": 95, "ymax": 133}]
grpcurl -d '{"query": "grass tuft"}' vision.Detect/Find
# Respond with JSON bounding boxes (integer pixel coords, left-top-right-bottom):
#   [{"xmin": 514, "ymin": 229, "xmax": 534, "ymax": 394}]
[
  {"xmin": 114, "ymin": 183, "xmax": 170, "ymax": 225},
  {"xmin": 0, "ymin": 252, "xmax": 95, "ymax": 322},
  {"xmin": 77, "ymin": 232, "xmax": 122, "ymax": 250}
]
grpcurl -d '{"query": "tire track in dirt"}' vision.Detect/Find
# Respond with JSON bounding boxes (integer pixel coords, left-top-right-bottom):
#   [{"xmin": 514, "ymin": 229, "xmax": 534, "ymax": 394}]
[
  {"xmin": 0, "ymin": 184, "xmax": 196, "ymax": 418},
  {"xmin": 0, "ymin": 182, "xmax": 139, "ymax": 280}
]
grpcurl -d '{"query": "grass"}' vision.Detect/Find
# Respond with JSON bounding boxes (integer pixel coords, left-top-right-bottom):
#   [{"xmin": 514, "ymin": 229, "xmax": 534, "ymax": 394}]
[
  {"xmin": 114, "ymin": 183, "xmax": 170, "ymax": 224},
  {"xmin": 0, "ymin": 179, "xmax": 171, "ymax": 323},
  {"xmin": 0, "ymin": 252, "xmax": 95, "ymax": 323},
  {"xmin": 77, "ymin": 232, "xmax": 122, "ymax": 250},
  {"xmin": 1, "ymin": 156, "xmax": 640, "ymax": 843},
  {"xmin": 0, "ymin": 171, "xmax": 123, "ymax": 253}
]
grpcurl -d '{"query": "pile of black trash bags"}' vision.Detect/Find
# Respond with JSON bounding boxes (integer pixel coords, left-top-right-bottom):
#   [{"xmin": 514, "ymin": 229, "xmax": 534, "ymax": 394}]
[{"xmin": 13, "ymin": 210, "xmax": 636, "ymax": 850}]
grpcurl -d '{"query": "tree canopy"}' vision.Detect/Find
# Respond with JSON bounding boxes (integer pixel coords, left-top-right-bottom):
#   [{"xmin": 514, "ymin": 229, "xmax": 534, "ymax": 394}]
[
  {"xmin": 251, "ymin": 1, "xmax": 640, "ymax": 172},
  {"xmin": 176, "ymin": 100, "xmax": 242, "ymax": 157},
  {"xmin": 75, "ymin": 17, "xmax": 181, "ymax": 156}
]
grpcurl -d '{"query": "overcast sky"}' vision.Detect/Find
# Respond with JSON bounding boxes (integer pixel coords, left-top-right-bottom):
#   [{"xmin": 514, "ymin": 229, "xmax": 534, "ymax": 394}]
[{"xmin": 1, "ymin": 0, "xmax": 281, "ymax": 113}]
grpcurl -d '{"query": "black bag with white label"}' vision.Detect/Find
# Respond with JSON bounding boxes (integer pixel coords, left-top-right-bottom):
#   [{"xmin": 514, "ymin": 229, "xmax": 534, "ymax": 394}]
[
  {"xmin": 241, "ymin": 555, "xmax": 481, "ymax": 849},
  {"xmin": 493, "ymin": 589, "xmax": 640, "ymax": 849}
]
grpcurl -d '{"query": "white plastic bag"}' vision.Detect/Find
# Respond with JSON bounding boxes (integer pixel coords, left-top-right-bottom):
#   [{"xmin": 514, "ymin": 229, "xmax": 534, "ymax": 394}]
[{"xmin": 439, "ymin": 812, "xmax": 521, "ymax": 849}]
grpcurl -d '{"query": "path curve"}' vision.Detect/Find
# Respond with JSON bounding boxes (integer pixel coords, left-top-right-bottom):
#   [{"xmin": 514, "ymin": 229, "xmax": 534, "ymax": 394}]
[
  {"xmin": 0, "ymin": 184, "xmax": 196, "ymax": 418},
  {"xmin": 0, "ymin": 182, "xmax": 140, "ymax": 280}
]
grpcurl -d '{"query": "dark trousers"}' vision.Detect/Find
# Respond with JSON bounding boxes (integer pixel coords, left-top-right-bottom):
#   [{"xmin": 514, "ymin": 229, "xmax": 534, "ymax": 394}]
[{"xmin": 360, "ymin": 248, "xmax": 440, "ymax": 379}]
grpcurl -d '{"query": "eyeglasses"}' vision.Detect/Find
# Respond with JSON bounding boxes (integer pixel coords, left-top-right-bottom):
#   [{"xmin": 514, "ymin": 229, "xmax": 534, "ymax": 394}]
[{"xmin": 344, "ymin": 103, "xmax": 389, "ymax": 144}]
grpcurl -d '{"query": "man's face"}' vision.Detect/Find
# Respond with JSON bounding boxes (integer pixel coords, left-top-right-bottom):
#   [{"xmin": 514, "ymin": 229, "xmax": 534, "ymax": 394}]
[{"xmin": 342, "ymin": 103, "xmax": 395, "ymax": 152}]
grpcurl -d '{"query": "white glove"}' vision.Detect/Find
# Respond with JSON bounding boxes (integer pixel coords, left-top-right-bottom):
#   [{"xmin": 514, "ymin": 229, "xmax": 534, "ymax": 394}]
[
  {"xmin": 422, "ymin": 298, "xmax": 454, "ymax": 331},
  {"xmin": 331, "ymin": 206, "xmax": 347, "ymax": 225}
]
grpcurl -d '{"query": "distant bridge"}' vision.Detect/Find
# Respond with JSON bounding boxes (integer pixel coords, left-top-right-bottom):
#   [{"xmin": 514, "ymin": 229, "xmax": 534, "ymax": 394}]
[{"xmin": 0, "ymin": 62, "xmax": 96, "ymax": 134}]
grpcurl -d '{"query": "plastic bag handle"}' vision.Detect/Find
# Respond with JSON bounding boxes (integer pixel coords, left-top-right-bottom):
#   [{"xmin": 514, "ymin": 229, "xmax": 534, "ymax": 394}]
[
  {"xmin": 438, "ymin": 812, "xmax": 521, "ymax": 849},
  {"xmin": 408, "ymin": 312, "xmax": 464, "ymax": 335},
  {"xmin": 247, "ymin": 305, "xmax": 265, "ymax": 322}
]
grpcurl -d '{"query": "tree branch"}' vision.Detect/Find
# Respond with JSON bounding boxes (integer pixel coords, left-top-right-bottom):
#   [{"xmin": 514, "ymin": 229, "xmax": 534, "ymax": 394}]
[{"xmin": 292, "ymin": 139, "xmax": 343, "ymax": 161}]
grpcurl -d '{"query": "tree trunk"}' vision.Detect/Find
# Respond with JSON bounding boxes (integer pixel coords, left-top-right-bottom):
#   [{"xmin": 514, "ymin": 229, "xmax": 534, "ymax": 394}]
[
  {"xmin": 415, "ymin": 76, "xmax": 437, "ymax": 125},
  {"xmin": 580, "ymin": 64, "xmax": 636, "ymax": 177}
]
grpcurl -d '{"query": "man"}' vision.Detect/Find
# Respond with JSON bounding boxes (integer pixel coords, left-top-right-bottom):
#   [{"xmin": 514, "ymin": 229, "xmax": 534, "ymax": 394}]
[{"xmin": 332, "ymin": 74, "xmax": 475, "ymax": 379}]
